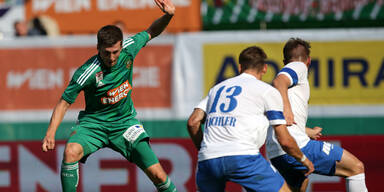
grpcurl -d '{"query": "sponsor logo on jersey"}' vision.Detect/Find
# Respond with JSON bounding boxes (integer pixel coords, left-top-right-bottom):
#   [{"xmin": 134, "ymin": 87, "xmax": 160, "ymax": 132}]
[
  {"xmin": 123, "ymin": 124, "xmax": 145, "ymax": 144},
  {"xmin": 101, "ymin": 80, "xmax": 132, "ymax": 104},
  {"xmin": 322, "ymin": 142, "xmax": 333, "ymax": 155}
]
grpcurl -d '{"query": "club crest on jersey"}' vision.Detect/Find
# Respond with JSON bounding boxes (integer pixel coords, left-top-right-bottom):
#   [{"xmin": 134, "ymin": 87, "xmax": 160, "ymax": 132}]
[
  {"xmin": 96, "ymin": 71, "xmax": 104, "ymax": 87},
  {"xmin": 126, "ymin": 60, "xmax": 132, "ymax": 69}
]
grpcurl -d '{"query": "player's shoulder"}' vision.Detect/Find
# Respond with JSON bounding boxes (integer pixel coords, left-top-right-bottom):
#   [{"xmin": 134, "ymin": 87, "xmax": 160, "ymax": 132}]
[
  {"xmin": 72, "ymin": 55, "xmax": 101, "ymax": 85},
  {"xmin": 285, "ymin": 61, "xmax": 306, "ymax": 67},
  {"xmin": 122, "ymin": 36, "xmax": 135, "ymax": 49},
  {"xmin": 213, "ymin": 74, "xmax": 273, "ymax": 92},
  {"xmin": 210, "ymin": 75, "xmax": 240, "ymax": 91},
  {"xmin": 122, "ymin": 31, "xmax": 149, "ymax": 49},
  {"xmin": 76, "ymin": 55, "xmax": 100, "ymax": 72},
  {"xmin": 257, "ymin": 80, "xmax": 275, "ymax": 94},
  {"xmin": 240, "ymin": 73, "xmax": 273, "ymax": 88},
  {"xmin": 283, "ymin": 61, "xmax": 307, "ymax": 72},
  {"xmin": 279, "ymin": 61, "xmax": 307, "ymax": 80}
]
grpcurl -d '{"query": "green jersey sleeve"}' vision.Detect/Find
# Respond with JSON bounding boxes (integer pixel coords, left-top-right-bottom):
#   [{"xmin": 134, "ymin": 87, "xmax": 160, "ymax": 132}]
[
  {"xmin": 122, "ymin": 31, "xmax": 150, "ymax": 58},
  {"xmin": 62, "ymin": 76, "xmax": 83, "ymax": 104},
  {"xmin": 62, "ymin": 57, "xmax": 99, "ymax": 104}
]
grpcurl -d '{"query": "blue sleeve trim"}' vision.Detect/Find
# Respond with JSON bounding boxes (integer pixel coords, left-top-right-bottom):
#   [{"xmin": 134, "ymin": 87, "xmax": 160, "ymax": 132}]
[
  {"xmin": 280, "ymin": 68, "xmax": 298, "ymax": 86},
  {"xmin": 266, "ymin": 110, "xmax": 285, "ymax": 121}
]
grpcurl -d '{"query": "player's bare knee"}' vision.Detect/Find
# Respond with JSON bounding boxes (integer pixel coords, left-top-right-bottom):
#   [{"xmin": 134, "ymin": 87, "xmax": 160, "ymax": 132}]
[
  {"xmin": 145, "ymin": 163, "xmax": 167, "ymax": 184},
  {"xmin": 343, "ymin": 158, "xmax": 365, "ymax": 177},
  {"xmin": 151, "ymin": 170, "xmax": 167, "ymax": 183},
  {"xmin": 64, "ymin": 143, "xmax": 83, "ymax": 163},
  {"xmin": 155, "ymin": 172, "xmax": 168, "ymax": 183},
  {"xmin": 352, "ymin": 160, "xmax": 365, "ymax": 175},
  {"xmin": 278, "ymin": 182, "xmax": 293, "ymax": 192}
]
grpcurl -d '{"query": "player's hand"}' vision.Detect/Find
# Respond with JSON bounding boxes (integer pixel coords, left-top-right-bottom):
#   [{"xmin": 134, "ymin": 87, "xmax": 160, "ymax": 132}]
[
  {"xmin": 42, "ymin": 134, "xmax": 55, "ymax": 152},
  {"xmin": 154, "ymin": 0, "xmax": 175, "ymax": 16},
  {"xmin": 308, "ymin": 126, "xmax": 322, "ymax": 140},
  {"xmin": 283, "ymin": 107, "xmax": 296, "ymax": 126},
  {"xmin": 301, "ymin": 158, "xmax": 314, "ymax": 176}
]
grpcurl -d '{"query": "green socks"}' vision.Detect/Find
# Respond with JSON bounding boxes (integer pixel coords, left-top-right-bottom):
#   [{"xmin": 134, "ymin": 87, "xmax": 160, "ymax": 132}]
[
  {"xmin": 61, "ymin": 161, "xmax": 79, "ymax": 192},
  {"xmin": 61, "ymin": 161, "xmax": 176, "ymax": 192},
  {"xmin": 155, "ymin": 176, "xmax": 177, "ymax": 192}
]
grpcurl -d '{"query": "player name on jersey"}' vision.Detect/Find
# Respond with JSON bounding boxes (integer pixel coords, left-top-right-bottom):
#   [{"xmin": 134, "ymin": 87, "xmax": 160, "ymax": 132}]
[{"xmin": 206, "ymin": 115, "xmax": 237, "ymax": 127}]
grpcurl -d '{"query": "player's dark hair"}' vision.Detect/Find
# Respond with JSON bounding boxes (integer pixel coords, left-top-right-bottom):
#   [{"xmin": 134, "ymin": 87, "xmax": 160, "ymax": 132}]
[
  {"xmin": 97, "ymin": 25, "xmax": 123, "ymax": 49},
  {"xmin": 283, "ymin": 38, "xmax": 311, "ymax": 65},
  {"xmin": 239, "ymin": 46, "xmax": 267, "ymax": 72}
]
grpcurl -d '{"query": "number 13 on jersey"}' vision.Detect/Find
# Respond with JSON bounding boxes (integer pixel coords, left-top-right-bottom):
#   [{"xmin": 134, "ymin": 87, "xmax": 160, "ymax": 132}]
[{"xmin": 208, "ymin": 85, "xmax": 242, "ymax": 114}]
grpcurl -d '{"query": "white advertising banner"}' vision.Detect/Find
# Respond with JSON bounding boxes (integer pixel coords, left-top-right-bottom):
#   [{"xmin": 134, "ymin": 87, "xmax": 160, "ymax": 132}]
[
  {"xmin": 1, "ymin": 29, "xmax": 384, "ymax": 121},
  {"xmin": 172, "ymin": 28, "xmax": 384, "ymax": 118}
]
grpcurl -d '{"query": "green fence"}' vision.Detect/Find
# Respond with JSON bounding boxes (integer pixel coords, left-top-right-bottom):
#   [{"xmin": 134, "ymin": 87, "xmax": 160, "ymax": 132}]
[
  {"xmin": 1, "ymin": 117, "xmax": 383, "ymax": 141},
  {"xmin": 202, "ymin": 0, "xmax": 384, "ymax": 30}
]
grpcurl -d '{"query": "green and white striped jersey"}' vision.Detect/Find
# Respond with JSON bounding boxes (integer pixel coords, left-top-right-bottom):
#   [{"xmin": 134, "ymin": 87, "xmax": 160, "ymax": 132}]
[{"xmin": 62, "ymin": 31, "xmax": 149, "ymax": 124}]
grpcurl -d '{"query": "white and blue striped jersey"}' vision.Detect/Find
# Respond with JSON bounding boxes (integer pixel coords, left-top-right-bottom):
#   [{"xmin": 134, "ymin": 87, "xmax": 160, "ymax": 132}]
[
  {"xmin": 266, "ymin": 61, "xmax": 311, "ymax": 159},
  {"xmin": 196, "ymin": 73, "xmax": 286, "ymax": 161}
]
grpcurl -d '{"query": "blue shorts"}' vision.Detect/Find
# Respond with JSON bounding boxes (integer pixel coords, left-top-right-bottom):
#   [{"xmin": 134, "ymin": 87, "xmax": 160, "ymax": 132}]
[
  {"xmin": 270, "ymin": 140, "xmax": 344, "ymax": 188},
  {"xmin": 197, "ymin": 155, "xmax": 284, "ymax": 192}
]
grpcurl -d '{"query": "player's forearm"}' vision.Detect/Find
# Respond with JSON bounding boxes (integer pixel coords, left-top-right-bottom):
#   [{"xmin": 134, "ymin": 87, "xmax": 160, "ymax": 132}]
[
  {"xmin": 187, "ymin": 120, "xmax": 203, "ymax": 150},
  {"xmin": 146, "ymin": 14, "xmax": 173, "ymax": 39},
  {"xmin": 279, "ymin": 135, "xmax": 304, "ymax": 161},
  {"xmin": 273, "ymin": 76, "xmax": 291, "ymax": 108},
  {"xmin": 273, "ymin": 79, "xmax": 291, "ymax": 109},
  {"xmin": 274, "ymin": 124, "xmax": 305, "ymax": 161},
  {"xmin": 187, "ymin": 109, "xmax": 206, "ymax": 150},
  {"xmin": 46, "ymin": 99, "xmax": 71, "ymax": 136},
  {"xmin": 187, "ymin": 125, "xmax": 203, "ymax": 150}
]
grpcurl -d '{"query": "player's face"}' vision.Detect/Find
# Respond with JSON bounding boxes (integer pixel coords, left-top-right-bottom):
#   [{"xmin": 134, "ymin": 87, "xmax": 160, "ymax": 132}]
[{"xmin": 99, "ymin": 41, "xmax": 122, "ymax": 68}]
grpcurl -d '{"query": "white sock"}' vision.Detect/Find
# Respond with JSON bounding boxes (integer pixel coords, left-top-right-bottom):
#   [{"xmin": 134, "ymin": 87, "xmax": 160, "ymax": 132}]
[{"xmin": 346, "ymin": 173, "xmax": 368, "ymax": 192}]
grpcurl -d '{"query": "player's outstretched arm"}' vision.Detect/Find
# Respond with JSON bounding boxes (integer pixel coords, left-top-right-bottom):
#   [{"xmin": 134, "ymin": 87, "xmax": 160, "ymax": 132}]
[
  {"xmin": 306, "ymin": 126, "xmax": 322, "ymax": 140},
  {"xmin": 42, "ymin": 98, "xmax": 71, "ymax": 152},
  {"xmin": 273, "ymin": 75, "xmax": 296, "ymax": 126},
  {"xmin": 274, "ymin": 124, "xmax": 314, "ymax": 176},
  {"xmin": 146, "ymin": 0, "xmax": 175, "ymax": 40},
  {"xmin": 187, "ymin": 108, "xmax": 206, "ymax": 150}
]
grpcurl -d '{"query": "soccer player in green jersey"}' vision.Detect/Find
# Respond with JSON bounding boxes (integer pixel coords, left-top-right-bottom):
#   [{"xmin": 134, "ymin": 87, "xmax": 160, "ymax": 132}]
[{"xmin": 41, "ymin": 0, "xmax": 177, "ymax": 191}]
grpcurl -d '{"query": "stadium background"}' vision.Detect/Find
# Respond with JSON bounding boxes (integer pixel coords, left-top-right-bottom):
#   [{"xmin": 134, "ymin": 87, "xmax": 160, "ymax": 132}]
[{"xmin": 0, "ymin": 0, "xmax": 383, "ymax": 191}]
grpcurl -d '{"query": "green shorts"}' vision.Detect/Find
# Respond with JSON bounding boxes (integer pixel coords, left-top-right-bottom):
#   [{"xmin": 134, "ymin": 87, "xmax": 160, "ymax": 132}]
[{"xmin": 67, "ymin": 119, "xmax": 159, "ymax": 170}]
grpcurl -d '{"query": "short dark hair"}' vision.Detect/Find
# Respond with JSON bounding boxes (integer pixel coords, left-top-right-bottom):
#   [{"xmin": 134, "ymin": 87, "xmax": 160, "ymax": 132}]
[
  {"xmin": 97, "ymin": 25, "xmax": 123, "ymax": 49},
  {"xmin": 283, "ymin": 38, "xmax": 311, "ymax": 65},
  {"xmin": 239, "ymin": 46, "xmax": 267, "ymax": 72}
]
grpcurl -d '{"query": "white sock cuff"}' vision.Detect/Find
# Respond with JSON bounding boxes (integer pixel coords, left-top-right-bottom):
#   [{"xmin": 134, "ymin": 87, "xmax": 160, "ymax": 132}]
[{"xmin": 346, "ymin": 173, "xmax": 365, "ymax": 181}]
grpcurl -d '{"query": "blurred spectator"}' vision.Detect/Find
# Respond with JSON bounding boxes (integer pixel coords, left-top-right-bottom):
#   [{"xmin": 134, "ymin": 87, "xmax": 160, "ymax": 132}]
[
  {"xmin": 14, "ymin": 17, "xmax": 46, "ymax": 37},
  {"xmin": 14, "ymin": 16, "xmax": 60, "ymax": 37},
  {"xmin": 14, "ymin": 20, "xmax": 31, "ymax": 37},
  {"xmin": 39, "ymin": 15, "xmax": 60, "ymax": 36},
  {"xmin": 28, "ymin": 17, "xmax": 47, "ymax": 36}
]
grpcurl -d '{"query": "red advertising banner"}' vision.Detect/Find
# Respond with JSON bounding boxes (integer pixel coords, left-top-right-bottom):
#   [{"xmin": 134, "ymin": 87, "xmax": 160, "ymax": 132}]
[
  {"xmin": 25, "ymin": 0, "xmax": 201, "ymax": 34},
  {"xmin": 311, "ymin": 135, "xmax": 384, "ymax": 192},
  {"xmin": 0, "ymin": 45, "xmax": 172, "ymax": 110},
  {"xmin": 0, "ymin": 139, "xmax": 198, "ymax": 192},
  {"xmin": 0, "ymin": 136, "xmax": 382, "ymax": 191}
]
